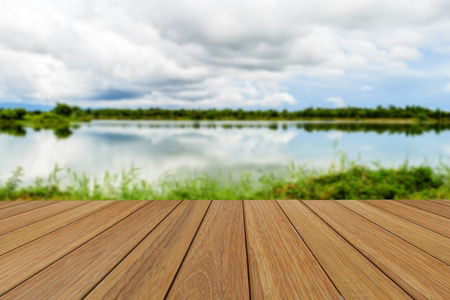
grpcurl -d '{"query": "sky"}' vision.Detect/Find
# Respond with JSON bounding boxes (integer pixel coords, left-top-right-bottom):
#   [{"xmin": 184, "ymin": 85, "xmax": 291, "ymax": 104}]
[{"xmin": 0, "ymin": 0, "xmax": 450, "ymax": 110}]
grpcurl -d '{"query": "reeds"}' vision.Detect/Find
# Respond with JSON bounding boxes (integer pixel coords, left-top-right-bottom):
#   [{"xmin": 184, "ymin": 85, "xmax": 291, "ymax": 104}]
[{"xmin": 1, "ymin": 154, "xmax": 449, "ymax": 200}]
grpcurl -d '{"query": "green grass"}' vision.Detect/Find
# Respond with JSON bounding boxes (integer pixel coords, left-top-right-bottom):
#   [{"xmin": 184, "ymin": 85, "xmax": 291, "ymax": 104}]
[{"xmin": 1, "ymin": 153, "xmax": 450, "ymax": 200}]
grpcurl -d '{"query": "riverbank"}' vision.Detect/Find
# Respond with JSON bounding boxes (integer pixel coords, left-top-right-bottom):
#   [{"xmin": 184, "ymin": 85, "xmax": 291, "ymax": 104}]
[
  {"xmin": 2, "ymin": 158, "xmax": 449, "ymax": 200},
  {"xmin": 2, "ymin": 104, "xmax": 450, "ymax": 127},
  {"xmin": 2, "ymin": 114, "xmax": 449, "ymax": 126}
]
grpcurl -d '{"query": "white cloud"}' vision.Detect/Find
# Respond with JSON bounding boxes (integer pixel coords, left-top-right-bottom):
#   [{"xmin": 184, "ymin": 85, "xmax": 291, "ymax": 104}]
[
  {"xmin": 326, "ymin": 97, "xmax": 346, "ymax": 108},
  {"xmin": 443, "ymin": 83, "xmax": 450, "ymax": 93},
  {"xmin": 0, "ymin": 0, "xmax": 449, "ymax": 107},
  {"xmin": 361, "ymin": 85, "xmax": 373, "ymax": 91},
  {"xmin": 434, "ymin": 46, "xmax": 450, "ymax": 55}
]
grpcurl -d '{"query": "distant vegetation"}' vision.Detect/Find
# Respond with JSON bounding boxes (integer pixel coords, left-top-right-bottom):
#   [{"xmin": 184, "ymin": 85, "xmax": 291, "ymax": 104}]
[
  {"xmin": 0, "ymin": 104, "xmax": 84, "ymax": 139},
  {"xmin": 111, "ymin": 106, "xmax": 450, "ymax": 121},
  {"xmin": 1, "ymin": 102, "xmax": 450, "ymax": 122},
  {"xmin": 2, "ymin": 103, "xmax": 450, "ymax": 139},
  {"xmin": 59, "ymin": 103, "xmax": 450, "ymax": 121},
  {"xmin": 2, "ymin": 155, "xmax": 449, "ymax": 200}
]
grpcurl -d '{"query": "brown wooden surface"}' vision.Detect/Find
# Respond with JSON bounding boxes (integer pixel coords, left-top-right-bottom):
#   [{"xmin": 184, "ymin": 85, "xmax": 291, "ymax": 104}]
[
  {"xmin": 0, "ymin": 201, "xmax": 146, "ymax": 294},
  {"xmin": 0, "ymin": 201, "xmax": 87, "ymax": 235},
  {"xmin": 304, "ymin": 200, "xmax": 450, "ymax": 299},
  {"xmin": 366, "ymin": 200, "xmax": 450, "ymax": 238},
  {"xmin": 278, "ymin": 200, "xmax": 411, "ymax": 299},
  {"xmin": 244, "ymin": 200, "xmax": 340, "ymax": 299},
  {"xmin": 3, "ymin": 201, "xmax": 180, "ymax": 300},
  {"xmin": 396, "ymin": 199, "xmax": 450, "ymax": 218},
  {"xmin": 0, "ymin": 201, "xmax": 56, "ymax": 220},
  {"xmin": 167, "ymin": 200, "xmax": 249, "ymax": 300},
  {"xmin": 0, "ymin": 201, "xmax": 114, "ymax": 255},
  {"xmin": 0, "ymin": 201, "xmax": 25, "ymax": 209},
  {"xmin": 1, "ymin": 200, "xmax": 449, "ymax": 299},
  {"xmin": 431, "ymin": 199, "xmax": 450, "ymax": 207},
  {"xmin": 86, "ymin": 200, "xmax": 209, "ymax": 300},
  {"xmin": 337, "ymin": 200, "xmax": 450, "ymax": 265}
]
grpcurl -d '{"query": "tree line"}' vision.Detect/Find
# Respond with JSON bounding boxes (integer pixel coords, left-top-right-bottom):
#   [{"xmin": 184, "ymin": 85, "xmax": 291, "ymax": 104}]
[{"xmin": 1, "ymin": 103, "xmax": 450, "ymax": 121}]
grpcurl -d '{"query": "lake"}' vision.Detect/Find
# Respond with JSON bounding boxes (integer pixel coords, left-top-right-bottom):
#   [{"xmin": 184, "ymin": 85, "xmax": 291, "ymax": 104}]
[{"xmin": 1, "ymin": 120, "xmax": 450, "ymax": 185}]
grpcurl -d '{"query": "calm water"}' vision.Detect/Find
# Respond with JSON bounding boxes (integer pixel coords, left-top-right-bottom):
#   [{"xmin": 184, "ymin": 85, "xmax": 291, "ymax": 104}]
[{"xmin": 1, "ymin": 120, "xmax": 450, "ymax": 184}]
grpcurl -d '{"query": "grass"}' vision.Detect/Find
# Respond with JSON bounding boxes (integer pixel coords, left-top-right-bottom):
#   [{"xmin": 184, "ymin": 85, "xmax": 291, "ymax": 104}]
[{"xmin": 1, "ymin": 152, "xmax": 450, "ymax": 200}]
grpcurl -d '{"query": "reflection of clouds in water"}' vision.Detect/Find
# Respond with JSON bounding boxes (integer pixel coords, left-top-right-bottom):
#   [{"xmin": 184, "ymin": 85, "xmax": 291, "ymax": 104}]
[
  {"xmin": 325, "ymin": 131, "xmax": 344, "ymax": 140},
  {"xmin": 443, "ymin": 145, "xmax": 450, "ymax": 156},
  {"xmin": 360, "ymin": 145, "xmax": 372, "ymax": 151},
  {"xmin": 84, "ymin": 125, "xmax": 295, "ymax": 143},
  {"xmin": 83, "ymin": 125, "xmax": 297, "ymax": 159},
  {"xmin": 2, "ymin": 124, "xmax": 298, "ymax": 184},
  {"xmin": 4, "ymin": 122, "xmax": 450, "ymax": 186}
]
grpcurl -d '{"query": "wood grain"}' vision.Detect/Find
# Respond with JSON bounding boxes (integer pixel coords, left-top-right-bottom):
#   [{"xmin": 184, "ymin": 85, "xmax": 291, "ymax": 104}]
[
  {"xmin": 304, "ymin": 200, "xmax": 450, "ymax": 299},
  {"xmin": 1, "ymin": 200, "xmax": 448, "ymax": 298},
  {"xmin": 395, "ymin": 200, "xmax": 450, "ymax": 219},
  {"xmin": 278, "ymin": 200, "xmax": 411, "ymax": 299},
  {"xmin": 244, "ymin": 200, "xmax": 340, "ymax": 299},
  {"xmin": 366, "ymin": 200, "xmax": 450, "ymax": 238},
  {"xmin": 2, "ymin": 201, "xmax": 180, "ymax": 300},
  {"xmin": 0, "ymin": 202, "xmax": 25, "ymax": 209},
  {"xmin": 167, "ymin": 200, "xmax": 249, "ymax": 300},
  {"xmin": 0, "ymin": 201, "xmax": 114, "ymax": 255},
  {"xmin": 337, "ymin": 200, "xmax": 450, "ymax": 265},
  {"xmin": 86, "ymin": 200, "xmax": 210, "ymax": 300},
  {"xmin": 0, "ymin": 201, "xmax": 56, "ymax": 220},
  {"xmin": 0, "ymin": 201, "xmax": 87, "ymax": 235},
  {"xmin": 430, "ymin": 200, "xmax": 450, "ymax": 207},
  {"xmin": 0, "ymin": 201, "xmax": 146, "ymax": 295}
]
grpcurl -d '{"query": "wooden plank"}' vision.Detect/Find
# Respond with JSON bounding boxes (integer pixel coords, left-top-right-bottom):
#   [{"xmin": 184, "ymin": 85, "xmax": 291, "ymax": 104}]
[
  {"xmin": 366, "ymin": 200, "xmax": 450, "ymax": 238},
  {"xmin": 430, "ymin": 200, "xmax": 450, "ymax": 207},
  {"xmin": 396, "ymin": 200, "xmax": 450, "ymax": 219},
  {"xmin": 0, "ymin": 201, "xmax": 57, "ymax": 220},
  {"xmin": 278, "ymin": 200, "xmax": 411, "ymax": 299},
  {"xmin": 304, "ymin": 200, "xmax": 450, "ymax": 299},
  {"xmin": 0, "ymin": 201, "xmax": 147, "ymax": 295},
  {"xmin": 86, "ymin": 200, "xmax": 210, "ymax": 300},
  {"xmin": 167, "ymin": 200, "xmax": 249, "ymax": 299},
  {"xmin": 0, "ymin": 201, "xmax": 114, "ymax": 255},
  {"xmin": 338, "ymin": 200, "xmax": 450, "ymax": 265},
  {"xmin": 0, "ymin": 201, "xmax": 25, "ymax": 209},
  {"xmin": 3, "ymin": 201, "xmax": 181, "ymax": 300},
  {"xmin": 0, "ymin": 201, "xmax": 88, "ymax": 235},
  {"xmin": 244, "ymin": 200, "xmax": 340, "ymax": 299}
]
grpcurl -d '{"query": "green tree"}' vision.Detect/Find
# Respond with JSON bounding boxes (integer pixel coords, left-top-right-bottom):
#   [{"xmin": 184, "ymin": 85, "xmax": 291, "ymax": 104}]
[
  {"xmin": 0, "ymin": 108, "xmax": 26, "ymax": 120},
  {"xmin": 52, "ymin": 103, "xmax": 73, "ymax": 116},
  {"xmin": 415, "ymin": 112, "xmax": 429, "ymax": 122}
]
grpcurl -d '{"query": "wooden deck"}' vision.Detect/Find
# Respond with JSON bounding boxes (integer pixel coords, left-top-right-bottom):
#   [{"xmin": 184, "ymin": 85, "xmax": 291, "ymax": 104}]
[{"xmin": 0, "ymin": 200, "xmax": 448, "ymax": 299}]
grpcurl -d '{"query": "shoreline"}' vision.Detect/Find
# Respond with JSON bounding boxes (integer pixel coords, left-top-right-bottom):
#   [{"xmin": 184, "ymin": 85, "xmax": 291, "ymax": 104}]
[
  {"xmin": 2, "ymin": 161, "xmax": 449, "ymax": 200},
  {"xmin": 2, "ymin": 117, "xmax": 449, "ymax": 127}
]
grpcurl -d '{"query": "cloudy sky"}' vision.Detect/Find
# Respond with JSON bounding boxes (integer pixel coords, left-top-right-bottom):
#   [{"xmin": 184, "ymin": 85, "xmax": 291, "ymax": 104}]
[{"xmin": 1, "ymin": 0, "xmax": 450, "ymax": 110}]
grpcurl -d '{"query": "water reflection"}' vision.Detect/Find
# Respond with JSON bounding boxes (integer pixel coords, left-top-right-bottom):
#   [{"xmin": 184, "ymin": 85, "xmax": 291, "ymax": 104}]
[
  {"xmin": 0, "ymin": 124, "xmax": 26, "ymax": 137},
  {"xmin": 52, "ymin": 127, "xmax": 73, "ymax": 139},
  {"xmin": 3, "ymin": 121, "xmax": 450, "ymax": 139},
  {"xmin": 86, "ymin": 120, "xmax": 450, "ymax": 136},
  {"xmin": 0, "ymin": 124, "xmax": 76, "ymax": 139},
  {"xmin": 297, "ymin": 122, "xmax": 450, "ymax": 136},
  {"xmin": 1, "ymin": 120, "xmax": 450, "ymax": 185}
]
